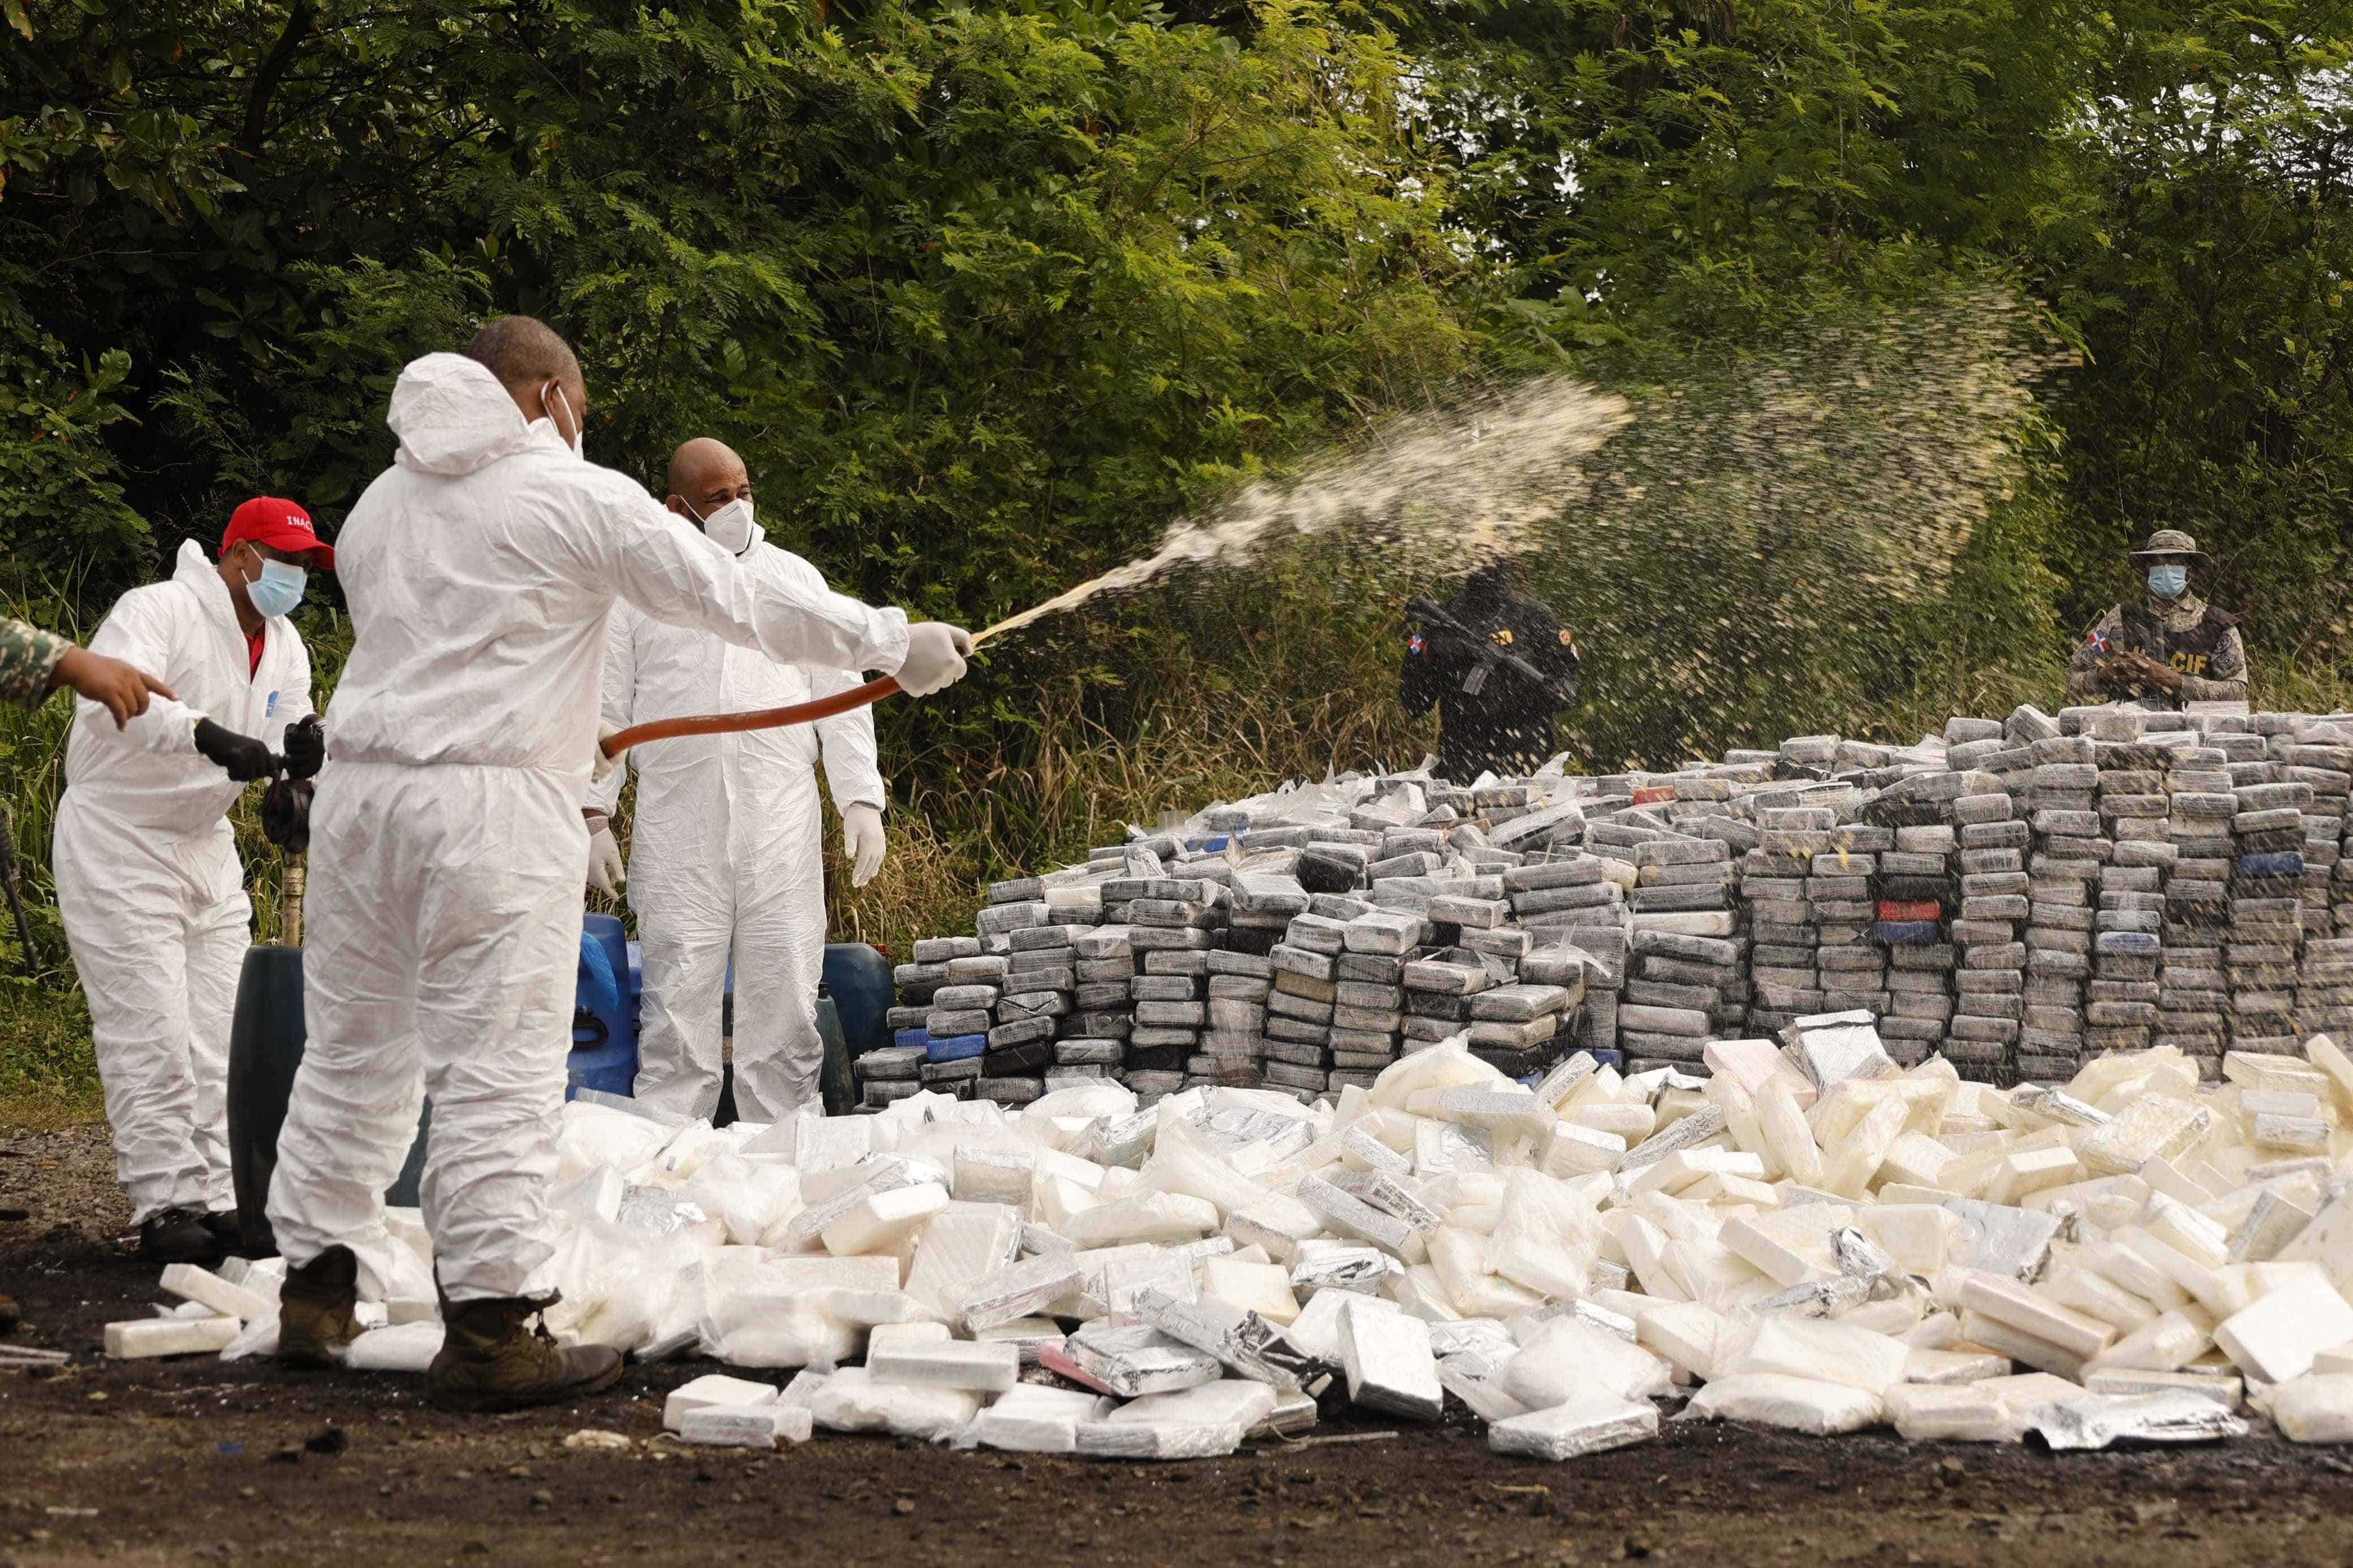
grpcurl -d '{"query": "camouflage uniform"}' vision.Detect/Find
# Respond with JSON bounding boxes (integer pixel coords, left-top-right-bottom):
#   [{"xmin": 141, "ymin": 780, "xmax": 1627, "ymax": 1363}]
[
  {"xmin": 0, "ymin": 617, "xmax": 70, "ymax": 709},
  {"xmin": 1402, "ymin": 571, "xmax": 1581, "ymax": 782},
  {"xmin": 2065, "ymin": 590, "xmax": 2248, "ymax": 709}
]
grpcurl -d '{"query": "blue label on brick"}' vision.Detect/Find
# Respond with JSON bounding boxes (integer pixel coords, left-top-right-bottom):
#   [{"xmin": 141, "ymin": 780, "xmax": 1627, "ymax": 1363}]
[
  {"xmin": 926, "ymin": 1032, "xmax": 989, "ymax": 1062},
  {"xmin": 2094, "ymin": 931, "xmax": 2161, "ymax": 955},
  {"xmin": 894, "ymin": 1027, "xmax": 932, "ymax": 1051},
  {"xmin": 2236, "ymin": 852, "xmax": 2306, "ymax": 879},
  {"xmin": 1872, "ymin": 919, "xmax": 1945, "ymax": 945}
]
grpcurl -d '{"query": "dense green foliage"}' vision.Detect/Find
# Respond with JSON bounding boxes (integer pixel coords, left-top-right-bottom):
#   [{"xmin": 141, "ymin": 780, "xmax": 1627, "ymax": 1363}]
[{"xmin": 3, "ymin": 0, "xmax": 2350, "ymax": 1112}]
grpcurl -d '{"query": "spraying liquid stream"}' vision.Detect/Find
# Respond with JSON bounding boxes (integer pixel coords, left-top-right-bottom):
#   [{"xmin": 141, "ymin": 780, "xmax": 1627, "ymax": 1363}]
[
  {"xmin": 603, "ymin": 376, "xmax": 1631, "ymax": 758},
  {"xmin": 972, "ymin": 375, "xmax": 1630, "ymax": 646}
]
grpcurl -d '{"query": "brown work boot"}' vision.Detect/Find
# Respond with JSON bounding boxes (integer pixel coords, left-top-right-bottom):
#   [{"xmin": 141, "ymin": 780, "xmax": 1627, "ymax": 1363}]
[
  {"xmin": 428, "ymin": 1290, "xmax": 623, "ymax": 1413},
  {"xmin": 277, "ymin": 1245, "xmax": 361, "ymax": 1369}
]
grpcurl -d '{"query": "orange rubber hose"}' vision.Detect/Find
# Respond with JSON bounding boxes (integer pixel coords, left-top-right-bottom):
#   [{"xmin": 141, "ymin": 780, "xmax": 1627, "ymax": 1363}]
[{"xmin": 599, "ymin": 675, "xmax": 903, "ymax": 758}]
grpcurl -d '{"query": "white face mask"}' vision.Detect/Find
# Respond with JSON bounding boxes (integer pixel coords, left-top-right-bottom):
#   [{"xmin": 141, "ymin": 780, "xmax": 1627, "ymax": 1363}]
[
  {"xmin": 546, "ymin": 382, "xmax": 586, "ymax": 461},
  {"xmin": 688, "ymin": 495, "xmax": 756, "ymax": 555}
]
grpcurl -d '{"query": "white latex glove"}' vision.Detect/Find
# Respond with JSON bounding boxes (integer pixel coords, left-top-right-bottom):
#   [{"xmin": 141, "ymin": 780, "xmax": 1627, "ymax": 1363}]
[
  {"xmin": 587, "ymin": 817, "xmax": 626, "ymax": 896},
  {"xmin": 894, "ymin": 622, "xmax": 973, "ymax": 698},
  {"xmin": 843, "ymin": 804, "xmax": 887, "ymax": 888}
]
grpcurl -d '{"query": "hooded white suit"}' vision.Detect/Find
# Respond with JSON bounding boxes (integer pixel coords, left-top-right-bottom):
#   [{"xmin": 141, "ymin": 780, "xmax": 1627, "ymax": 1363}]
[
  {"xmin": 53, "ymin": 540, "xmax": 313, "ymax": 1223},
  {"xmin": 587, "ymin": 521, "xmax": 884, "ymax": 1122},
  {"xmin": 265, "ymin": 355, "xmax": 910, "ymax": 1301}
]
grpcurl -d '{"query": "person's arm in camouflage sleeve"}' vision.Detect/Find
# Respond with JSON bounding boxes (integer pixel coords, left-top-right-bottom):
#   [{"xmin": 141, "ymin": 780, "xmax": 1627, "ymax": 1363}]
[
  {"xmin": 2065, "ymin": 607, "xmax": 2126, "ymax": 701},
  {"xmin": 2182, "ymin": 624, "xmax": 2249, "ymax": 704},
  {"xmin": 0, "ymin": 617, "xmax": 176, "ymax": 727},
  {"xmin": 0, "ymin": 618, "xmax": 71, "ymax": 708}
]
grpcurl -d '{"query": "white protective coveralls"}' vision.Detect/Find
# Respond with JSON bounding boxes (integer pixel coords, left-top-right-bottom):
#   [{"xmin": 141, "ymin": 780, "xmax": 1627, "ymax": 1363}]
[
  {"xmin": 264, "ymin": 353, "xmax": 910, "ymax": 1302},
  {"xmin": 52, "ymin": 540, "xmax": 314, "ymax": 1223},
  {"xmin": 586, "ymin": 522, "xmax": 885, "ymax": 1122}
]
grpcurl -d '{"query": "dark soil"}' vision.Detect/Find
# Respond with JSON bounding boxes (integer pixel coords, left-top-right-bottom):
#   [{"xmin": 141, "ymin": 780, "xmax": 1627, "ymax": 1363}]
[{"xmin": 5, "ymin": 1125, "xmax": 2350, "ymax": 1568}]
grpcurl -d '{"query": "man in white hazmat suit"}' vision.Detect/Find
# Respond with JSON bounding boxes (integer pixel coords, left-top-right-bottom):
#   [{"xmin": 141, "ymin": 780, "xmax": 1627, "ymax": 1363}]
[
  {"xmin": 264, "ymin": 317, "xmax": 971, "ymax": 1411},
  {"xmin": 53, "ymin": 498, "xmax": 332, "ymax": 1266},
  {"xmin": 585, "ymin": 437, "xmax": 887, "ymax": 1122}
]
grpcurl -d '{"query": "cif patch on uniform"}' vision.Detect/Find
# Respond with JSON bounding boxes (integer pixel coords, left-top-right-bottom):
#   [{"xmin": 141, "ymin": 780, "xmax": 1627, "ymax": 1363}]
[
  {"xmin": 266, "ymin": 690, "xmax": 279, "ymax": 718},
  {"xmin": 1407, "ymin": 632, "xmax": 1424, "ymax": 656}
]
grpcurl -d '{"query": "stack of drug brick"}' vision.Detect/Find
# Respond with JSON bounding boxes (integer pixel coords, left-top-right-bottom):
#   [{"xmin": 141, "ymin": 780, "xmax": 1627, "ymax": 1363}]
[
  {"xmin": 2018, "ymin": 728, "xmax": 2098, "ymax": 1083},
  {"xmin": 1949, "ymin": 723, "xmax": 2032, "ymax": 1083},
  {"xmin": 2284, "ymin": 728, "xmax": 2352, "ymax": 1042},
  {"xmin": 1760, "ymin": 742, "xmax": 1851, "ymax": 1036},
  {"xmin": 865, "ymin": 705, "xmax": 2353, "ymax": 1111},
  {"xmin": 1806, "ymin": 822, "xmax": 1888, "ymax": 1041},
  {"xmin": 2158, "ymin": 729, "xmax": 2236, "ymax": 1074},
  {"xmin": 2084, "ymin": 716, "xmax": 2171, "ymax": 1061},
  {"xmin": 1616, "ymin": 825, "xmax": 1743, "ymax": 1070},
  {"xmin": 1867, "ymin": 759, "xmax": 1972, "ymax": 1068},
  {"xmin": 1113, "ymin": 869, "xmax": 1222, "ymax": 1100},
  {"xmin": 1263, "ymin": 913, "xmax": 1344, "ymax": 1098},
  {"xmin": 1744, "ymin": 798, "xmax": 1824, "ymax": 1039},
  {"xmin": 2333, "ymin": 722, "xmax": 2353, "ymax": 967},
  {"xmin": 1505, "ymin": 849, "xmax": 1622, "ymax": 1065},
  {"xmin": 2228, "ymin": 742, "xmax": 2311, "ymax": 1059},
  {"xmin": 1062, "ymin": 922, "xmax": 1136, "ymax": 1085},
  {"xmin": 984, "ymin": 900, "xmax": 1085, "ymax": 1105}
]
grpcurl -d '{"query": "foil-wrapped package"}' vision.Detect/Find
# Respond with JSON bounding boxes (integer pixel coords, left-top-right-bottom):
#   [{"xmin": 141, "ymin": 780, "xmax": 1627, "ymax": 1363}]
[
  {"xmin": 1062, "ymin": 1321, "xmax": 1224, "ymax": 1398},
  {"xmin": 957, "ymin": 1251, "xmax": 1085, "ymax": 1332},
  {"xmin": 2030, "ymin": 1392, "xmax": 2248, "ymax": 1450},
  {"xmin": 1290, "ymin": 1239, "xmax": 1404, "ymax": 1298}
]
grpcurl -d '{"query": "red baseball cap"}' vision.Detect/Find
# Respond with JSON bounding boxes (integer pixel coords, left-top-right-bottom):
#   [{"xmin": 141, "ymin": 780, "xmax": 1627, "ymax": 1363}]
[{"xmin": 221, "ymin": 497, "xmax": 334, "ymax": 569}]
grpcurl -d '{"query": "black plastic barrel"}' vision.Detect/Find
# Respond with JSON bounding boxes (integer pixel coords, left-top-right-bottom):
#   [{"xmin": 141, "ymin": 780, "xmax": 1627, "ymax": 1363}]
[
  {"xmin": 226, "ymin": 943, "xmax": 429, "ymax": 1256},
  {"xmin": 820, "ymin": 943, "xmax": 895, "ymax": 1062}
]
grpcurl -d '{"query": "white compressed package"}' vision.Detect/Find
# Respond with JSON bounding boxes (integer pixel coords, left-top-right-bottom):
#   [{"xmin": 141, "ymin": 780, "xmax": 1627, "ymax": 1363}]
[
  {"xmin": 2214, "ymin": 1274, "xmax": 2353, "ymax": 1383},
  {"xmin": 2268, "ymin": 1374, "xmax": 2353, "ymax": 1444},
  {"xmin": 342, "ymin": 1321, "xmax": 445, "ymax": 1373},
  {"xmin": 903, "ymin": 1204, "xmax": 1022, "ymax": 1315},
  {"xmin": 1683, "ymin": 1373, "xmax": 1886, "ymax": 1435},
  {"xmin": 554, "ymin": 1100, "xmax": 676, "ymax": 1186},
  {"xmin": 1438, "ymin": 1349, "xmax": 1534, "ymax": 1422},
  {"xmin": 539, "ymin": 1218, "xmax": 700, "ymax": 1354},
  {"xmin": 664, "ymin": 1373, "xmax": 780, "ymax": 1429},
  {"xmin": 1489, "ymin": 1397, "xmax": 1660, "ymax": 1460},
  {"xmin": 1502, "ymin": 1316, "xmax": 1673, "ymax": 1410},
  {"xmin": 967, "ymin": 1384, "xmax": 1114, "ymax": 1453},
  {"xmin": 700, "ymin": 1290, "xmax": 862, "ymax": 1370},
  {"xmin": 1727, "ymin": 1318, "xmax": 1910, "ymax": 1397},
  {"xmin": 1338, "ymin": 1295, "xmax": 1442, "ymax": 1420},
  {"xmin": 805, "ymin": 1366, "xmax": 982, "ymax": 1440},
  {"xmin": 1083, "ymin": 1379, "xmax": 1280, "ymax": 1459},
  {"xmin": 1884, "ymin": 1384, "xmax": 2018, "ymax": 1442},
  {"xmin": 683, "ymin": 1152, "xmax": 803, "ymax": 1247},
  {"xmin": 1487, "ymin": 1169, "xmax": 1600, "ymax": 1302}
]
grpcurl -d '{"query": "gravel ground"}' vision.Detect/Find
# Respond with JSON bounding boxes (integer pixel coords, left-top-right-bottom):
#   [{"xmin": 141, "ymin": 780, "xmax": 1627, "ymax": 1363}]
[{"xmin": 6, "ymin": 1124, "xmax": 2353, "ymax": 1568}]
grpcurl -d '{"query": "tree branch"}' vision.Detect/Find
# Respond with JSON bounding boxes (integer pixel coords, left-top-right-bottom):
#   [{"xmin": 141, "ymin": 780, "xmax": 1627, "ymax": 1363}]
[{"xmin": 240, "ymin": 1, "xmax": 318, "ymax": 159}]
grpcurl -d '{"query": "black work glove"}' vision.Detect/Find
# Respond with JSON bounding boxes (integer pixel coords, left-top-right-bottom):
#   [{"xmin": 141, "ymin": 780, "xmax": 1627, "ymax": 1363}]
[
  {"xmin": 261, "ymin": 777, "xmax": 313, "ymax": 852},
  {"xmin": 193, "ymin": 718, "xmax": 278, "ymax": 783},
  {"xmin": 282, "ymin": 715, "xmax": 325, "ymax": 780}
]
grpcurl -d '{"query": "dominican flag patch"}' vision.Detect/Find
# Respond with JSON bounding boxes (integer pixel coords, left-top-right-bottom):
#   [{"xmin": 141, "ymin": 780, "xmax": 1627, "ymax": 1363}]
[
  {"xmin": 2085, "ymin": 628, "xmax": 2110, "ymax": 654},
  {"xmin": 1407, "ymin": 632, "xmax": 1425, "ymax": 656}
]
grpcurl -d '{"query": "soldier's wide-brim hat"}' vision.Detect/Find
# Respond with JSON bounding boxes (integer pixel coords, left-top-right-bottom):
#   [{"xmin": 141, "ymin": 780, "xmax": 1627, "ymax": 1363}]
[{"xmin": 2128, "ymin": 528, "xmax": 2207, "ymax": 565}]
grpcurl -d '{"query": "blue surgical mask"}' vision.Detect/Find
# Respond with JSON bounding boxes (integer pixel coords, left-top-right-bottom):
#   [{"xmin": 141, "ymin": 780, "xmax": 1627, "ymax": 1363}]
[
  {"xmin": 2147, "ymin": 564, "xmax": 2188, "ymax": 600},
  {"xmin": 246, "ymin": 556, "xmax": 307, "ymax": 618}
]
